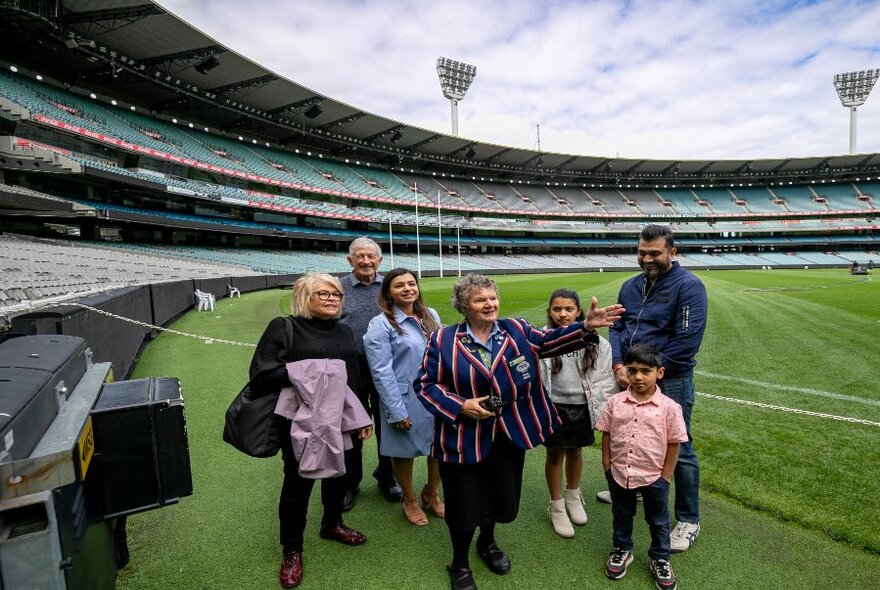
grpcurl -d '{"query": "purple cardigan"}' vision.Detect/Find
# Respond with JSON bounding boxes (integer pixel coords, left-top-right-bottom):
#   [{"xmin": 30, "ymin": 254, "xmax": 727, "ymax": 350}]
[{"xmin": 274, "ymin": 358, "xmax": 371, "ymax": 479}]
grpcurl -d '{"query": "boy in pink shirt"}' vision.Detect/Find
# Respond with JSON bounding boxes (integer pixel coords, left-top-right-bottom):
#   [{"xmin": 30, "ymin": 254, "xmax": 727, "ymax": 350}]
[{"xmin": 595, "ymin": 343, "xmax": 688, "ymax": 590}]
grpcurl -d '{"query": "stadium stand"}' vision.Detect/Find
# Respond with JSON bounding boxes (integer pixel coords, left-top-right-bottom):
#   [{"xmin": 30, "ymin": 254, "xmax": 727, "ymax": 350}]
[{"xmin": 728, "ymin": 186, "xmax": 783, "ymax": 213}]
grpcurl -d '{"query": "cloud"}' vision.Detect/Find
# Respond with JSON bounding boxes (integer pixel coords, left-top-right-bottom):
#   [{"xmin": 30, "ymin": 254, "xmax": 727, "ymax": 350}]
[{"xmin": 157, "ymin": 0, "xmax": 880, "ymax": 159}]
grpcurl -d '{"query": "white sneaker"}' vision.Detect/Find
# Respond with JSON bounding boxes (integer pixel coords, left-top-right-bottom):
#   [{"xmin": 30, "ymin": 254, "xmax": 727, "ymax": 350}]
[
  {"xmin": 670, "ymin": 521, "xmax": 700, "ymax": 553},
  {"xmin": 564, "ymin": 488, "xmax": 588, "ymax": 525},
  {"xmin": 548, "ymin": 498, "xmax": 575, "ymax": 538}
]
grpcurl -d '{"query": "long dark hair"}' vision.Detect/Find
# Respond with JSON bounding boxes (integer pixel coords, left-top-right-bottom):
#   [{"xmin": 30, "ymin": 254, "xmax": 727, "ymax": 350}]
[
  {"xmin": 546, "ymin": 288, "xmax": 598, "ymax": 376},
  {"xmin": 379, "ymin": 268, "xmax": 440, "ymax": 335}
]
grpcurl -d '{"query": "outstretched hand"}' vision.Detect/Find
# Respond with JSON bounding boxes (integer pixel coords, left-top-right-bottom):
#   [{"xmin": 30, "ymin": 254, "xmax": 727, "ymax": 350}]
[{"xmin": 584, "ymin": 296, "xmax": 624, "ymax": 329}]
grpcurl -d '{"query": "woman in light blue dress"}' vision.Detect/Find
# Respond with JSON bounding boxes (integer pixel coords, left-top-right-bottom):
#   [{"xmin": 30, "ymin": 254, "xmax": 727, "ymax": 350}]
[{"xmin": 364, "ymin": 268, "xmax": 444, "ymax": 526}]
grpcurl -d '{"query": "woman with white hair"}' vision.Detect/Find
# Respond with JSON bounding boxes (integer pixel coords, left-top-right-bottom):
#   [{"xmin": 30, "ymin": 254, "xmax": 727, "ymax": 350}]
[
  {"xmin": 249, "ymin": 272, "xmax": 373, "ymax": 588},
  {"xmin": 415, "ymin": 273, "xmax": 623, "ymax": 590}
]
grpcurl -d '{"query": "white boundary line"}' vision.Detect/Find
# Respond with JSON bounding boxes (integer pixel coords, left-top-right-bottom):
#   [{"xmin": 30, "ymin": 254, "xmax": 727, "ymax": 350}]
[
  {"xmin": 695, "ymin": 371, "xmax": 880, "ymax": 408},
  {"xmin": 696, "ymin": 391, "xmax": 880, "ymax": 428}
]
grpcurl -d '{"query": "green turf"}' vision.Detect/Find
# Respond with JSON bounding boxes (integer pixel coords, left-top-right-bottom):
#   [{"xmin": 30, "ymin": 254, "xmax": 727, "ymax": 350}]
[{"xmin": 119, "ymin": 269, "xmax": 880, "ymax": 589}]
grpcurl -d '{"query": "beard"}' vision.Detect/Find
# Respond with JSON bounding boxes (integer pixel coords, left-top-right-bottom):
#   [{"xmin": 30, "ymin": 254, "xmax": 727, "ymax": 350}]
[{"xmin": 640, "ymin": 260, "xmax": 670, "ymax": 279}]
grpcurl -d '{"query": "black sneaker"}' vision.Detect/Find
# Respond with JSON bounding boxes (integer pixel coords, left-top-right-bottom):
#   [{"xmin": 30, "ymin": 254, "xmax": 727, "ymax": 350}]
[
  {"xmin": 605, "ymin": 547, "xmax": 633, "ymax": 580},
  {"xmin": 650, "ymin": 559, "xmax": 677, "ymax": 590}
]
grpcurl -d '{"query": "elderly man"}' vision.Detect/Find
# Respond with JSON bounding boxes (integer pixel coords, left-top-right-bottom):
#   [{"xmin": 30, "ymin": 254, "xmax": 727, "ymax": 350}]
[
  {"xmin": 607, "ymin": 224, "xmax": 708, "ymax": 554},
  {"xmin": 340, "ymin": 237, "xmax": 402, "ymax": 510}
]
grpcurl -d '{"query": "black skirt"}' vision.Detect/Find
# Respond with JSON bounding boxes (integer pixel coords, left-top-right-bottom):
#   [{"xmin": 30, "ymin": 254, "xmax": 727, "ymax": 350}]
[
  {"xmin": 542, "ymin": 403, "xmax": 594, "ymax": 448},
  {"xmin": 438, "ymin": 434, "xmax": 525, "ymax": 531}
]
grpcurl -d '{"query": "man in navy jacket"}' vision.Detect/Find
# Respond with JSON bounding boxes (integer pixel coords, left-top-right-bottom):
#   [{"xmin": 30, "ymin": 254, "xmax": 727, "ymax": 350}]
[{"xmin": 608, "ymin": 224, "xmax": 708, "ymax": 553}]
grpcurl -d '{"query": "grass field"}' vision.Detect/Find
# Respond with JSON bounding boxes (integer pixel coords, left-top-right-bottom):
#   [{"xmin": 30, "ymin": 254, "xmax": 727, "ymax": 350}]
[{"xmin": 118, "ymin": 268, "xmax": 880, "ymax": 589}]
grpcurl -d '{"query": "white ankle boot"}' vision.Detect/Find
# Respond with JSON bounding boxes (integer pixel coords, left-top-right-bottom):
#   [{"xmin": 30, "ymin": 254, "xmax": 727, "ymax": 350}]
[
  {"xmin": 564, "ymin": 488, "xmax": 588, "ymax": 525},
  {"xmin": 548, "ymin": 498, "xmax": 575, "ymax": 538}
]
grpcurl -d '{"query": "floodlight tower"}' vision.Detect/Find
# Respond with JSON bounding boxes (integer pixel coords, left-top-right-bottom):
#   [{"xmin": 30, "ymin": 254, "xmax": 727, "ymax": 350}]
[
  {"xmin": 833, "ymin": 68, "xmax": 879, "ymax": 154},
  {"xmin": 437, "ymin": 57, "xmax": 477, "ymax": 136}
]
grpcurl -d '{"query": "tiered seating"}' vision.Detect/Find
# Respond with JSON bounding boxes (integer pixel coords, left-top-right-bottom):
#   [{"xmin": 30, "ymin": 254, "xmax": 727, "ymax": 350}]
[
  {"xmin": 546, "ymin": 188, "xmax": 602, "ymax": 214},
  {"xmin": 417, "ymin": 176, "xmax": 482, "ymax": 208},
  {"xmin": 676, "ymin": 253, "xmax": 728, "ymax": 267},
  {"xmin": 0, "ymin": 233, "xmax": 248, "ymax": 307},
  {"xmin": 310, "ymin": 159, "xmax": 389, "ymax": 199},
  {"xmin": 473, "ymin": 181, "xmax": 538, "ymax": 212},
  {"xmin": 517, "ymin": 186, "xmax": 571, "ymax": 213},
  {"xmin": 837, "ymin": 250, "xmax": 878, "ymax": 263},
  {"xmin": 854, "ymin": 182, "xmax": 879, "ymax": 206},
  {"xmin": 694, "ymin": 189, "xmax": 745, "ymax": 214},
  {"xmin": 585, "ymin": 189, "xmax": 635, "ymax": 214},
  {"xmin": 811, "ymin": 183, "xmax": 870, "ymax": 211},
  {"xmin": 794, "ymin": 252, "xmax": 851, "ymax": 265},
  {"xmin": 753, "ymin": 252, "xmax": 807, "ymax": 265},
  {"xmin": 621, "ymin": 190, "xmax": 669, "ymax": 215},
  {"xmin": 656, "ymin": 190, "xmax": 700, "ymax": 215},
  {"xmin": 772, "ymin": 186, "xmax": 824, "ymax": 212},
  {"xmin": 364, "ymin": 168, "xmax": 419, "ymax": 202},
  {"xmin": 728, "ymin": 187, "xmax": 782, "ymax": 213}
]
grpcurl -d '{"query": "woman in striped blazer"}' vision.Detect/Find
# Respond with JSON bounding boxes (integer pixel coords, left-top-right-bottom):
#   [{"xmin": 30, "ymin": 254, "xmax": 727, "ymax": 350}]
[{"xmin": 415, "ymin": 273, "xmax": 623, "ymax": 590}]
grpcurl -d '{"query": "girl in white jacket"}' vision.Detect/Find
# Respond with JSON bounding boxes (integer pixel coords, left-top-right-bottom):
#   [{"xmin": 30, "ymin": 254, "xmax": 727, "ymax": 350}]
[{"xmin": 540, "ymin": 288, "xmax": 618, "ymax": 538}]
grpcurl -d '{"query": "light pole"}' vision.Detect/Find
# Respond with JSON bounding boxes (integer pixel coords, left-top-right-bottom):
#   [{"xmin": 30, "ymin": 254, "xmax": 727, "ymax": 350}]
[
  {"xmin": 833, "ymin": 68, "xmax": 879, "ymax": 154},
  {"xmin": 437, "ymin": 57, "xmax": 477, "ymax": 136}
]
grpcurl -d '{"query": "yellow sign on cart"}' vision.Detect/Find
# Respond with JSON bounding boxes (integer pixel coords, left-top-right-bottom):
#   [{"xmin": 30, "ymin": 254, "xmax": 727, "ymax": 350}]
[{"xmin": 77, "ymin": 416, "xmax": 95, "ymax": 480}]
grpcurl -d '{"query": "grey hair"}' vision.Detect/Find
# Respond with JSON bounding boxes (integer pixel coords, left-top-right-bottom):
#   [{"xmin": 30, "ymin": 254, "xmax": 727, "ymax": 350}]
[
  {"xmin": 451, "ymin": 273, "xmax": 498, "ymax": 314},
  {"xmin": 348, "ymin": 237, "xmax": 382, "ymax": 257}
]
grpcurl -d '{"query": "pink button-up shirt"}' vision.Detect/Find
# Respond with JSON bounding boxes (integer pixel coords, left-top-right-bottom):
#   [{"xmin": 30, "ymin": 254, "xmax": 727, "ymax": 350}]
[{"xmin": 595, "ymin": 386, "xmax": 688, "ymax": 489}]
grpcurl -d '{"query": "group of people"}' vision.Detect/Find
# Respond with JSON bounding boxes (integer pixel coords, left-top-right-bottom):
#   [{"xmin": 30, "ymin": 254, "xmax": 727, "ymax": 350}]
[{"xmin": 248, "ymin": 225, "xmax": 708, "ymax": 590}]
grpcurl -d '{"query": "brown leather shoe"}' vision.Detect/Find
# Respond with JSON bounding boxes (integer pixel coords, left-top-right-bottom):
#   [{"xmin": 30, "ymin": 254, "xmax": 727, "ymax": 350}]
[
  {"xmin": 319, "ymin": 523, "xmax": 367, "ymax": 546},
  {"xmin": 279, "ymin": 551, "xmax": 303, "ymax": 588}
]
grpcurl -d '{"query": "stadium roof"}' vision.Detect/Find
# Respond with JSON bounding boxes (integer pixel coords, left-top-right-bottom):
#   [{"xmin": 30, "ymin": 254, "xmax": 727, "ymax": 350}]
[{"xmin": 2, "ymin": 0, "xmax": 879, "ymax": 186}]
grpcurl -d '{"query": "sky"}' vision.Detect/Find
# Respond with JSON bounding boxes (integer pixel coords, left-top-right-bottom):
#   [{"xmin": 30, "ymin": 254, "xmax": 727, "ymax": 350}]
[{"xmin": 156, "ymin": 0, "xmax": 880, "ymax": 161}]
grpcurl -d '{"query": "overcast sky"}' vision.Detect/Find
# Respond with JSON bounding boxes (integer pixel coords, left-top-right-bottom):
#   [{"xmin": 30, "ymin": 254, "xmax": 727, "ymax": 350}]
[{"xmin": 156, "ymin": 0, "xmax": 880, "ymax": 161}]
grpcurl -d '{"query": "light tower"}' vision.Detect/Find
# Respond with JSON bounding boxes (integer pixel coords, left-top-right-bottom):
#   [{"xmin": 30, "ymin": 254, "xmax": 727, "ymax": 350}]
[
  {"xmin": 833, "ymin": 68, "xmax": 879, "ymax": 154},
  {"xmin": 436, "ymin": 57, "xmax": 477, "ymax": 136}
]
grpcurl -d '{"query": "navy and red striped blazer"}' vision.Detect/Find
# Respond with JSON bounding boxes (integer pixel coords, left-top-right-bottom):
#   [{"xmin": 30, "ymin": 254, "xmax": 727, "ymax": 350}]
[{"xmin": 415, "ymin": 317, "xmax": 598, "ymax": 464}]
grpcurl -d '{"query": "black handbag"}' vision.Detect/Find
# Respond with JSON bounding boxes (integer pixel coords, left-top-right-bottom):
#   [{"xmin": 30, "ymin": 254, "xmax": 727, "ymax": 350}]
[{"xmin": 223, "ymin": 317, "xmax": 293, "ymax": 457}]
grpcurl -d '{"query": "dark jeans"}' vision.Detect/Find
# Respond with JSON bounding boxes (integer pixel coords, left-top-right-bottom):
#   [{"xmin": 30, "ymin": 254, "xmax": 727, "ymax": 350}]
[
  {"xmin": 279, "ymin": 431, "xmax": 345, "ymax": 551},
  {"xmin": 606, "ymin": 470, "xmax": 672, "ymax": 560},
  {"xmin": 660, "ymin": 376, "xmax": 700, "ymax": 523}
]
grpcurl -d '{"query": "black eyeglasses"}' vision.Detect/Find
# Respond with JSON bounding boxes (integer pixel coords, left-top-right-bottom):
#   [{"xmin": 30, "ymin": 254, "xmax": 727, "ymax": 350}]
[{"xmin": 314, "ymin": 290, "xmax": 344, "ymax": 301}]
